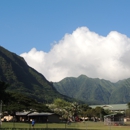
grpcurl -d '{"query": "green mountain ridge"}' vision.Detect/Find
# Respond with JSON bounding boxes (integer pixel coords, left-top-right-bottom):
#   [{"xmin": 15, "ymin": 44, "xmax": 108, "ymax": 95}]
[
  {"xmin": 1, "ymin": 46, "xmax": 130, "ymax": 105},
  {"xmin": 53, "ymin": 75, "xmax": 130, "ymax": 104},
  {"xmin": 0, "ymin": 46, "xmax": 74, "ymax": 103}
]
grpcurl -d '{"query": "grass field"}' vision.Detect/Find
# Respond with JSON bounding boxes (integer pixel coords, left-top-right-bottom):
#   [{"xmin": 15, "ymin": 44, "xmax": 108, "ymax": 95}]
[{"xmin": 1, "ymin": 121, "xmax": 130, "ymax": 130}]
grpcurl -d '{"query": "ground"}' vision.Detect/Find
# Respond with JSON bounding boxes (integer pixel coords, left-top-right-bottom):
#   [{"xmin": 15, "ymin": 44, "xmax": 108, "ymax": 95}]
[{"xmin": 1, "ymin": 121, "xmax": 130, "ymax": 130}]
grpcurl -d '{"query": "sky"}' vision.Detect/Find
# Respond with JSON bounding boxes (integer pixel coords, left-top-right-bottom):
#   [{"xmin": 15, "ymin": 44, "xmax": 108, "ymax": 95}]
[{"xmin": 1, "ymin": 0, "xmax": 130, "ymax": 82}]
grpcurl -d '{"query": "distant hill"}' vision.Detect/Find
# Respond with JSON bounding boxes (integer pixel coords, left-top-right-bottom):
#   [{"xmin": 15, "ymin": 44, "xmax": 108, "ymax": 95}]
[
  {"xmin": 53, "ymin": 75, "xmax": 130, "ymax": 104},
  {"xmin": 0, "ymin": 46, "xmax": 74, "ymax": 103},
  {"xmin": 1, "ymin": 46, "xmax": 130, "ymax": 105}
]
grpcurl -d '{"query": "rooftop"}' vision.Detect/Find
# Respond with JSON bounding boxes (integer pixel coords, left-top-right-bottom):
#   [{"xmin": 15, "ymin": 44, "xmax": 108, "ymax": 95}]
[
  {"xmin": 90, "ymin": 104, "xmax": 128, "ymax": 111},
  {"xmin": 28, "ymin": 112, "xmax": 54, "ymax": 116}
]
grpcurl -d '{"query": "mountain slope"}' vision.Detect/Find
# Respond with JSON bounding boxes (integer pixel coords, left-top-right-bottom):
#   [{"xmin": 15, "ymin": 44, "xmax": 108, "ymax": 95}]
[
  {"xmin": 53, "ymin": 75, "xmax": 115, "ymax": 104},
  {"xmin": 109, "ymin": 78, "xmax": 130, "ymax": 104},
  {"xmin": 1, "ymin": 46, "xmax": 130, "ymax": 105},
  {"xmin": 53, "ymin": 75, "xmax": 130, "ymax": 104},
  {"xmin": 0, "ymin": 46, "xmax": 73, "ymax": 103}
]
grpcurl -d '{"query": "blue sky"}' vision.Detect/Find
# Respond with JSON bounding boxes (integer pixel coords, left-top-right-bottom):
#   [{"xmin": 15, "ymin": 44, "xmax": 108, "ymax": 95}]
[
  {"xmin": 1, "ymin": 0, "xmax": 130, "ymax": 82},
  {"xmin": 1, "ymin": 0, "xmax": 130, "ymax": 54}
]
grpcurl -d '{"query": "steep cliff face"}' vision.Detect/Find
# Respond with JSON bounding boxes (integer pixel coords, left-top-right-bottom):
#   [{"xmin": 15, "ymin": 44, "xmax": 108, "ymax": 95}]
[{"xmin": 0, "ymin": 46, "xmax": 73, "ymax": 103}]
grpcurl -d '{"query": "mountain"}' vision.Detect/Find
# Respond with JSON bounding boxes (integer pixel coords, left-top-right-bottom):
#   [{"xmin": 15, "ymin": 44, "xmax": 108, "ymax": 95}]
[
  {"xmin": 109, "ymin": 78, "xmax": 130, "ymax": 104},
  {"xmin": 0, "ymin": 46, "xmax": 74, "ymax": 103},
  {"xmin": 1, "ymin": 46, "xmax": 130, "ymax": 105},
  {"xmin": 53, "ymin": 75, "xmax": 130, "ymax": 104}
]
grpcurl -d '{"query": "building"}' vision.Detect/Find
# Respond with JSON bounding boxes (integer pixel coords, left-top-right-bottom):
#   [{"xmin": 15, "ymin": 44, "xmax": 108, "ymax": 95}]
[
  {"xmin": 104, "ymin": 113, "xmax": 124, "ymax": 126},
  {"xmin": 90, "ymin": 104, "xmax": 128, "ymax": 112},
  {"xmin": 15, "ymin": 112, "xmax": 31, "ymax": 122},
  {"xmin": 15, "ymin": 112, "xmax": 60, "ymax": 123},
  {"xmin": 28, "ymin": 112, "xmax": 60, "ymax": 123}
]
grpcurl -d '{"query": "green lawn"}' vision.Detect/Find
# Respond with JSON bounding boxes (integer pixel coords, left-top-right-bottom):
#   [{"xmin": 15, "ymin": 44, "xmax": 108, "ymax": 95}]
[{"xmin": 1, "ymin": 121, "xmax": 130, "ymax": 130}]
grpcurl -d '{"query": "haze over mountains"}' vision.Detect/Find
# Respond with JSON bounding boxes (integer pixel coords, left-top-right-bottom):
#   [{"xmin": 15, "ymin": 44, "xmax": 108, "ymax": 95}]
[{"xmin": 1, "ymin": 46, "xmax": 130, "ymax": 105}]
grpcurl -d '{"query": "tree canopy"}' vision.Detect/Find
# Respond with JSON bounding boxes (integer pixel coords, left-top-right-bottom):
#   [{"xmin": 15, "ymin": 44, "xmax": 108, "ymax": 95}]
[{"xmin": 0, "ymin": 81, "xmax": 9, "ymax": 103}]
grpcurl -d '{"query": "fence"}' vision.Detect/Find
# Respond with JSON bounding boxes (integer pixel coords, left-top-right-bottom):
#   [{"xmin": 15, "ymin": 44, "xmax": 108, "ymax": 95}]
[
  {"xmin": 0, "ymin": 127, "xmax": 72, "ymax": 130},
  {"xmin": 2, "ymin": 120, "xmax": 130, "ymax": 130},
  {"xmin": 0, "ymin": 122, "xmax": 85, "ymax": 130}
]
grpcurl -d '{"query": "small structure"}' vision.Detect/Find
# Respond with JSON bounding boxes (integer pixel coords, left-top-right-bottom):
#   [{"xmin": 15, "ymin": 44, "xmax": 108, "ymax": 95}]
[
  {"xmin": 15, "ymin": 112, "xmax": 31, "ymax": 122},
  {"xmin": 90, "ymin": 104, "xmax": 127, "ymax": 113},
  {"xmin": 1, "ymin": 115, "xmax": 13, "ymax": 122},
  {"xmin": 28, "ymin": 112, "xmax": 60, "ymax": 123},
  {"xmin": 104, "ymin": 113, "xmax": 124, "ymax": 126}
]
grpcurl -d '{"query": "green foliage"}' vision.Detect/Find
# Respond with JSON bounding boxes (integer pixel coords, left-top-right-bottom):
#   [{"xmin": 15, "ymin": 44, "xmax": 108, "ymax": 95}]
[
  {"xmin": 2, "ymin": 46, "xmax": 130, "ymax": 105},
  {"xmin": 0, "ymin": 80, "xmax": 51, "ymax": 114},
  {"xmin": 3, "ymin": 92, "xmax": 52, "ymax": 114},
  {"xmin": 127, "ymin": 102, "xmax": 130, "ymax": 109},
  {"xmin": 49, "ymin": 98, "xmax": 71, "ymax": 119},
  {"xmin": 50, "ymin": 99, "xmax": 92, "ymax": 121},
  {"xmin": 0, "ymin": 81, "xmax": 10, "ymax": 103},
  {"xmin": 0, "ymin": 46, "xmax": 74, "ymax": 104},
  {"xmin": 53, "ymin": 98, "xmax": 71, "ymax": 108},
  {"xmin": 53, "ymin": 75, "xmax": 130, "ymax": 104}
]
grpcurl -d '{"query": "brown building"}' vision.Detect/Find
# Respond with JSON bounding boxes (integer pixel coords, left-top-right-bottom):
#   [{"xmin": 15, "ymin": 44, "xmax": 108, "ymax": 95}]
[
  {"xmin": 15, "ymin": 112, "xmax": 60, "ymax": 123},
  {"xmin": 28, "ymin": 112, "xmax": 60, "ymax": 123}
]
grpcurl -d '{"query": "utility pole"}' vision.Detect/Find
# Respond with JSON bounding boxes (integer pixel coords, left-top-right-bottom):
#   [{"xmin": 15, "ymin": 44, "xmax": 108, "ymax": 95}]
[{"xmin": 0, "ymin": 100, "xmax": 2, "ymax": 128}]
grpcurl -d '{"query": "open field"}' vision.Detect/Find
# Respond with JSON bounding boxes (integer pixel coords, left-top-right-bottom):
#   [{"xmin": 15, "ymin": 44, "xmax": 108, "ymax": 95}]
[{"xmin": 1, "ymin": 121, "xmax": 130, "ymax": 130}]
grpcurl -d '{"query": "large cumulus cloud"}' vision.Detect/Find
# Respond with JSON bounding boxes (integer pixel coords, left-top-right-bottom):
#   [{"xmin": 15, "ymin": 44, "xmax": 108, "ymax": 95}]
[{"xmin": 20, "ymin": 27, "xmax": 130, "ymax": 82}]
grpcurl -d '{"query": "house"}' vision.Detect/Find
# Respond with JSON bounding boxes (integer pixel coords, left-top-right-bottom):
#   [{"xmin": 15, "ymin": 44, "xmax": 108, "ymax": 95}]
[
  {"xmin": 1, "ymin": 115, "xmax": 13, "ymax": 121},
  {"xmin": 28, "ymin": 112, "xmax": 60, "ymax": 123},
  {"xmin": 15, "ymin": 112, "xmax": 31, "ymax": 122},
  {"xmin": 2, "ymin": 112, "xmax": 60, "ymax": 123},
  {"xmin": 104, "ymin": 113, "xmax": 124, "ymax": 126},
  {"xmin": 90, "ymin": 104, "xmax": 128, "ymax": 113}
]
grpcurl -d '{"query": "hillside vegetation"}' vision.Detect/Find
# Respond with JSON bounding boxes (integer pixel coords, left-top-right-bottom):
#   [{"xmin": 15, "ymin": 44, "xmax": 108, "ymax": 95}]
[
  {"xmin": 1, "ymin": 46, "xmax": 130, "ymax": 105},
  {"xmin": 53, "ymin": 75, "xmax": 130, "ymax": 104},
  {"xmin": 0, "ymin": 46, "xmax": 74, "ymax": 103}
]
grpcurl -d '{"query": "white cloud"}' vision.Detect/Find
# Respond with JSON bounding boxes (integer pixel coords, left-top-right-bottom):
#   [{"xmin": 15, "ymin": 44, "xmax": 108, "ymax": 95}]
[{"xmin": 20, "ymin": 27, "xmax": 130, "ymax": 82}]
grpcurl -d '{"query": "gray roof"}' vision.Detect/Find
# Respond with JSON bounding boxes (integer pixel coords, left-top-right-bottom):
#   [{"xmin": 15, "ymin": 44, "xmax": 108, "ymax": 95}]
[
  {"xmin": 28, "ymin": 112, "xmax": 54, "ymax": 116},
  {"xmin": 90, "ymin": 104, "xmax": 128, "ymax": 111},
  {"xmin": 104, "ymin": 113, "xmax": 117, "ymax": 118},
  {"xmin": 16, "ymin": 112, "xmax": 30, "ymax": 116}
]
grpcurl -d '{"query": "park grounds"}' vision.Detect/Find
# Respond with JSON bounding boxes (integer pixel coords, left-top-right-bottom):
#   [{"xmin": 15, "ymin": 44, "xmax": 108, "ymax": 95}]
[{"xmin": 1, "ymin": 121, "xmax": 130, "ymax": 130}]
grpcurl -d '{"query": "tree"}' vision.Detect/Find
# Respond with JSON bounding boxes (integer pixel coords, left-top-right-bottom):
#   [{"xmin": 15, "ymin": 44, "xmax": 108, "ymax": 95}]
[
  {"xmin": 3, "ymin": 92, "xmax": 51, "ymax": 114},
  {"xmin": 80, "ymin": 104, "xmax": 90, "ymax": 111},
  {"xmin": 49, "ymin": 98, "xmax": 71, "ymax": 121},
  {"xmin": 0, "ymin": 81, "xmax": 9, "ymax": 103},
  {"xmin": 86, "ymin": 108, "xmax": 94, "ymax": 118},
  {"xmin": 71, "ymin": 102, "xmax": 81, "ymax": 121},
  {"xmin": 80, "ymin": 104, "xmax": 90, "ymax": 120},
  {"xmin": 127, "ymin": 102, "xmax": 130, "ymax": 117},
  {"xmin": 127, "ymin": 102, "xmax": 130, "ymax": 109},
  {"xmin": 53, "ymin": 98, "xmax": 70, "ymax": 108}
]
